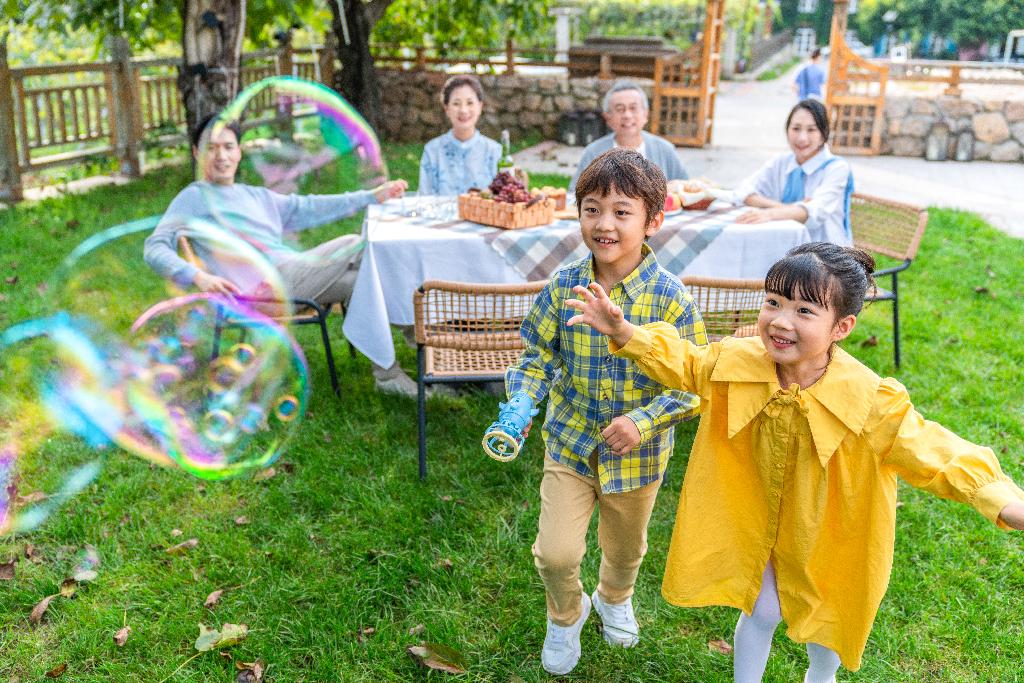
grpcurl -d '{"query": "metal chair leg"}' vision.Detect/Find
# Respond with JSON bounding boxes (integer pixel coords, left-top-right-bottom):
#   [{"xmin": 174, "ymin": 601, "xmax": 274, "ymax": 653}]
[
  {"xmin": 317, "ymin": 312, "xmax": 340, "ymax": 397},
  {"xmin": 891, "ymin": 273, "xmax": 901, "ymax": 369},
  {"xmin": 417, "ymin": 345, "xmax": 427, "ymax": 481}
]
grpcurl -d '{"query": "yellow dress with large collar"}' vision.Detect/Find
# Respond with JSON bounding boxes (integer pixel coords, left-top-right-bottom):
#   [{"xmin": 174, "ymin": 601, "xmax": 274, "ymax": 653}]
[{"xmin": 614, "ymin": 325, "xmax": 1023, "ymax": 670}]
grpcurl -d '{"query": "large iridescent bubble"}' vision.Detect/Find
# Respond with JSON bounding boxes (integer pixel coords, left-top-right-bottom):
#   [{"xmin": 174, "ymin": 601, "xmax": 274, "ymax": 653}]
[
  {"xmin": 1, "ymin": 219, "xmax": 309, "ymax": 536},
  {"xmin": 192, "ymin": 77, "xmax": 384, "ymax": 276}
]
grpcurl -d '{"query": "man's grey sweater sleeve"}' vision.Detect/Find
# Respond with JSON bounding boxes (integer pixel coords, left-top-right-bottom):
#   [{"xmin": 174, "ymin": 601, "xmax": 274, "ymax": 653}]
[{"xmin": 143, "ymin": 188, "xmax": 201, "ymax": 287}]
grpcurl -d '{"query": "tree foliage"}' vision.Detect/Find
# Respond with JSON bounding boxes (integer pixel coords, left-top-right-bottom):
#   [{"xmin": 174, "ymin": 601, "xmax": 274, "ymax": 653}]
[
  {"xmin": 3, "ymin": 0, "xmax": 328, "ymax": 52},
  {"xmin": 372, "ymin": 0, "xmax": 552, "ymax": 50},
  {"xmin": 853, "ymin": 0, "xmax": 1024, "ymax": 52}
]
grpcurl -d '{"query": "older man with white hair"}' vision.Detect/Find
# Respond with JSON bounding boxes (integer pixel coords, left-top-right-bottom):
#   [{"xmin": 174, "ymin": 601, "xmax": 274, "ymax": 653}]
[{"xmin": 568, "ymin": 80, "xmax": 689, "ymax": 195}]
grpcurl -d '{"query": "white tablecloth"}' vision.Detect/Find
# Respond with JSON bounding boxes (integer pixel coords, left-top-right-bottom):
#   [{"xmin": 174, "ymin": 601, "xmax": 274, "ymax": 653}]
[{"xmin": 343, "ymin": 198, "xmax": 811, "ymax": 369}]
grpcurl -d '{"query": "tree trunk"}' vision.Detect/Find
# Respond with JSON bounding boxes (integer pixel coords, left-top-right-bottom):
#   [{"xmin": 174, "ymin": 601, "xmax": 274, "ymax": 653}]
[
  {"xmin": 178, "ymin": 0, "xmax": 247, "ymax": 138},
  {"xmin": 326, "ymin": 0, "xmax": 394, "ymax": 131}
]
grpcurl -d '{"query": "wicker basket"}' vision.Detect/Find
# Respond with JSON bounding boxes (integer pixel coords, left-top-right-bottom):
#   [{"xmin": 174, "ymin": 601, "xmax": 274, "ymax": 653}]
[{"xmin": 458, "ymin": 194, "xmax": 556, "ymax": 230}]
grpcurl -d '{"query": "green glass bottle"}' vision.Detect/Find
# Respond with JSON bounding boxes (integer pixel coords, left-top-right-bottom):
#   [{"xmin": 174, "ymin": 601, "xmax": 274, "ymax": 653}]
[{"xmin": 498, "ymin": 129, "xmax": 515, "ymax": 176}]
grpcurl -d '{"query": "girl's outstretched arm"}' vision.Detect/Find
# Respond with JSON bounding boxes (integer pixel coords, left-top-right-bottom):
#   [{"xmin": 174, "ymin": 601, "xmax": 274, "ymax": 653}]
[{"xmin": 565, "ymin": 283, "xmax": 636, "ymax": 347}]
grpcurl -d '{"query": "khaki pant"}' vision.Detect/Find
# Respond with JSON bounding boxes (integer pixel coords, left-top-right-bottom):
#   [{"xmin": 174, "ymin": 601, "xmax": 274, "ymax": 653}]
[
  {"xmin": 274, "ymin": 233, "xmax": 363, "ymax": 308},
  {"xmin": 533, "ymin": 452, "xmax": 662, "ymax": 626}
]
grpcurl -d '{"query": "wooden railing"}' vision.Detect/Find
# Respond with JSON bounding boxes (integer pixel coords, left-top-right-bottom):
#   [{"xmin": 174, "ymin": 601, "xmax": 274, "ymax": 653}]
[
  {"xmin": 370, "ymin": 39, "xmax": 566, "ymax": 75},
  {"xmin": 880, "ymin": 59, "xmax": 1024, "ymax": 95}
]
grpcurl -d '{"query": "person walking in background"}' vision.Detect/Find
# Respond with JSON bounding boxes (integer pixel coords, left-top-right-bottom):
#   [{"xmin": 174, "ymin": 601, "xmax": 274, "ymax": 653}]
[{"xmin": 793, "ymin": 48, "xmax": 826, "ymax": 101}]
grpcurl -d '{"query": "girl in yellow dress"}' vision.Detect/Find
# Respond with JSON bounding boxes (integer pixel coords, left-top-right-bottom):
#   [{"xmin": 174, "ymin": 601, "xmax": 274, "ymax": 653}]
[{"xmin": 564, "ymin": 241, "xmax": 1024, "ymax": 682}]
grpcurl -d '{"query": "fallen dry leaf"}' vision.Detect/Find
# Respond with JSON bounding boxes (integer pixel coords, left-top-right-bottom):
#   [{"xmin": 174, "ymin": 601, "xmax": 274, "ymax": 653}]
[
  {"xmin": 439, "ymin": 558, "xmax": 453, "ymax": 572},
  {"xmin": 235, "ymin": 659, "xmax": 265, "ymax": 683},
  {"xmin": 204, "ymin": 589, "xmax": 224, "ymax": 608},
  {"xmin": 65, "ymin": 219, "xmax": 80, "ymax": 230},
  {"xmin": 440, "ymin": 495, "xmax": 453, "ymax": 502},
  {"xmin": 0, "ymin": 559, "xmax": 14, "ymax": 581},
  {"xmin": 860, "ymin": 335, "xmax": 878, "ymax": 348},
  {"xmin": 25, "ymin": 543, "xmax": 41, "ymax": 563},
  {"xmin": 59, "ymin": 578, "xmax": 78, "ymax": 598},
  {"xmin": 166, "ymin": 538, "xmax": 199, "ymax": 555},
  {"xmin": 234, "ymin": 516, "xmax": 250, "ymax": 526},
  {"xmin": 979, "ymin": 557, "xmax": 988, "ymax": 566},
  {"xmin": 195, "ymin": 622, "xmax": 249, "ymax": 652},
  {"xmin": 407, "ymin": 642, "xmax": 468, "ymax": 674},
  {"xmin": 708, "ymin": 639, "xmax": 733, "ymax": 655},
  {"xmin": 30, "ymin": 594, "xmax": 56, "ymax": 626},
  {"xmin": 356, "ymin": 626, "xmax": 376, "ymax": 644},
  {"xmin": 114, "ymin": 626, "xmax": 131, "ymax": 647},
  {"xmin": 408, "ymin": 623, "xmax": 425, "ymax": 636},
  {"xmin": 44, "ymin": 663, "xmax": 67, "ymax": 678},
  {"xmin": 253, "ymin": 467, "xmax": 276, "ymax": 482},
  {"xmin": 4, "ymin": 276, "xmax": 17, "ymax": 286},
  {"xmin": 16, "ymin": 491, "xmax": 47, "ymax": 505},
  {"xmin": 171, "ymin": 528, "xmax": 183, "ymax": 537}
]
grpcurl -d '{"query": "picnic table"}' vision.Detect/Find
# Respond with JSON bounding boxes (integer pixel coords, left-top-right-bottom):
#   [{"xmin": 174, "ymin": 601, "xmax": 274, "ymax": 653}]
[{"xmin": 342, "ymin": 197, "xmax": 811, "ymax": 370}]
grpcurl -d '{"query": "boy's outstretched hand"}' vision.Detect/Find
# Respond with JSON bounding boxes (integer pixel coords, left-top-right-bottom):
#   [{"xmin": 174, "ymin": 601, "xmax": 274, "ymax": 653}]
[
  {"xmin": 565, "ymin": 283, "xmax": 636, "ymax": 348},
  {"xmin": 998, "ymin": 502, "xmax": 1024, "ymax": 530}
]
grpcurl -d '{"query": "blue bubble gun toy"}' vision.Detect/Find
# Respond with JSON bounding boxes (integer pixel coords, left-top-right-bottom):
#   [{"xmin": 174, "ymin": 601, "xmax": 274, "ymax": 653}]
[{"xmin": 482, "ymin": 391, "xmax": 538, "ymax": 461}]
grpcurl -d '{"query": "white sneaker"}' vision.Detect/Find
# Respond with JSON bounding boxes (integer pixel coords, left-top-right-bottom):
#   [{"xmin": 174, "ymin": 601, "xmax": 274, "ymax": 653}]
[
  {"xmin": 541, "ymin": 593, "xmax": 591, "ymax": 676},
  {"xmin": 591, "ymin": 589, "xmax": 639, "ymax": 648}
]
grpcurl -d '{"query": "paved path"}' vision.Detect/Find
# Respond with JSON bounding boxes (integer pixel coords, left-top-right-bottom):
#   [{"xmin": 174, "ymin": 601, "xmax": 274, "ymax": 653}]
[{"xmin": 517, "ymin": 67, "xmax": 1024, "ymax": 238}]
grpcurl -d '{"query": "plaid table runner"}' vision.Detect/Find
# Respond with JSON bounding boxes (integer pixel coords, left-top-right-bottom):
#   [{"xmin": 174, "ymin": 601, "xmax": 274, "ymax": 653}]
[{"xmin": 482, "ymin": 205, "xmax": 747, "ymax": 281}]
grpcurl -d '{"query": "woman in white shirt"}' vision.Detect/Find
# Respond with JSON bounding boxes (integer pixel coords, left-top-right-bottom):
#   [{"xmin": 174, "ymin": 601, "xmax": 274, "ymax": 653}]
[{"xmin": 732, "ymin": 99, "xmax": 854, "ymax": 245}]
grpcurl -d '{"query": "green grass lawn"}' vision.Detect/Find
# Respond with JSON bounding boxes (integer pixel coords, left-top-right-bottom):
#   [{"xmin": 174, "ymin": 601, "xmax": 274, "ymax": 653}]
[{"xmin": 1, "ymin": 146, "xmax": 1023, "ymax": 682}]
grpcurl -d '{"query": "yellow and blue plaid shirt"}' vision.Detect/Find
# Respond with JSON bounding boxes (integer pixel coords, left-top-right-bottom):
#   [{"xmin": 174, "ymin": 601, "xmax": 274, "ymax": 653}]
[{"xmin": 507, "ymin": 244, "xmax": 707, "ymax": 493}]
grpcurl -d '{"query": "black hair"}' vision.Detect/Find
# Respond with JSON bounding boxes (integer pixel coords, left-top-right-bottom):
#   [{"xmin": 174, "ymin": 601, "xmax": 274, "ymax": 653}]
[
  {"xmin": 764, "ymin": 242, "xmax": 876, "ymax": 319},
  {"xmin": 786, "ymin": 99, "xmax": 830, "ymax": 142},
  {"xmin": 191, "ymin": 112, "xmax": 241, "ymax": 149},
  {"xmin": 574, "ymin": 148, "xmax": 666, "ymax": 225},
  {"xmin": 810, "ymin": 47, "xmax": 822, "ymax": 60},
  {"xmin": 441, "ymin": 74, "xmax": 485, "ymax": 106}
]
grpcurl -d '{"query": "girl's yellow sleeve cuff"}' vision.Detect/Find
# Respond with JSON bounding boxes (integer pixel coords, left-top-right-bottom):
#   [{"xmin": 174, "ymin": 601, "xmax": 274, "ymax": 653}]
[
  {"xmin": 971, "ymin": 480, "xmax": 1024, "ymax": 530},
  {"xmin": 610, "ymin": 325, "xmax": 653, "ymax": 358}
]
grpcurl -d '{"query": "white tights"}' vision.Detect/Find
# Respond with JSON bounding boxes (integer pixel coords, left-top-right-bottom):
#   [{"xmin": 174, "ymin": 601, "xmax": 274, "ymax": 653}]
[{"xmin": 733, "ymin": 561, "xmax": 842, "ymax": 683}]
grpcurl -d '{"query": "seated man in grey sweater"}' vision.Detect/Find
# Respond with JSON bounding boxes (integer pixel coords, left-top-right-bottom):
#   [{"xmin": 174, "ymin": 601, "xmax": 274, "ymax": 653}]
[
  {"xmin": 568, "ymin": 80, "xmax": 689, "ymax": 195},
  {"xmin": 143, "ymin": 113, "xmax": 417, "ymax": 397}
]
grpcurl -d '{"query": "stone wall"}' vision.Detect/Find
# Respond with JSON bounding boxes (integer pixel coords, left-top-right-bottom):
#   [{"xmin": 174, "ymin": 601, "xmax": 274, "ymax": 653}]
[
  {"xmin": 376, "ymin": 69, "xmax": 653, "ymax": 144},
  {"xmin": 883, "ymin": 95, "xmax": 1024, "ymax": 162}
]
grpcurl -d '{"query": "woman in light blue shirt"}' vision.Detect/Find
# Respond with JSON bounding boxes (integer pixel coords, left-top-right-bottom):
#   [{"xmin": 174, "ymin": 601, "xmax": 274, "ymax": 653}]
[
  {"xmin": 732, "ymin": 99, "xmax": 854, "ymax": 245},
  {"xmin": 418, "ymin": 75, "xmax": 501, "ymax": 196}
]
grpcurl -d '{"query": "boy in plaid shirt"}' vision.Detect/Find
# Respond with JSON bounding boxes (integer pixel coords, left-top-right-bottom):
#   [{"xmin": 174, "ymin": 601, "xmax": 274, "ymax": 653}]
[{"xmin": 506, "ymin": 148, "xmax": 706, "ymax": 675}]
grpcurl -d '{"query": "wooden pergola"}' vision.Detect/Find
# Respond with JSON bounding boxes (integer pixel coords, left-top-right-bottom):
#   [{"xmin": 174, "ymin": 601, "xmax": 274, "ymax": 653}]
[{"xmin": 650, "ymin": 0, "xmax": 725, "ymax": 147}]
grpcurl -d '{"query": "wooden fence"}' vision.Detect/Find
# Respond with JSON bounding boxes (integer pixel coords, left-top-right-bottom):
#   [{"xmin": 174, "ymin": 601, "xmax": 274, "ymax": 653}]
[
  {"xmin": 0, "ymin": 39, "xmax": 325, "ymax": 202},
  {"xmin": 881, "ymin": 59, "xmax": 1024, "ymax": 96}
]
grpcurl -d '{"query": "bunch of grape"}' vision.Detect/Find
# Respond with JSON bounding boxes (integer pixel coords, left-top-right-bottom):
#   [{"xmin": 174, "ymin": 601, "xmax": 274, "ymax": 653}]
[{"xmin": 489, "ymin": 172, "xmax": 530, "ymax": 203}]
